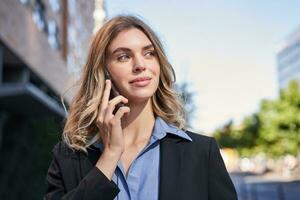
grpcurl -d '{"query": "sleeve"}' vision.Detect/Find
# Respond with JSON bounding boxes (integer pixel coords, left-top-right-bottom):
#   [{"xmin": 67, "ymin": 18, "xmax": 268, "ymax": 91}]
[
  {"xmin": 208, "ymin": 138, "xmax": 238, "ymax": 200},
  {"xmin": 44, "ymin": 145, "xmax": 120, "ymax": 200}
]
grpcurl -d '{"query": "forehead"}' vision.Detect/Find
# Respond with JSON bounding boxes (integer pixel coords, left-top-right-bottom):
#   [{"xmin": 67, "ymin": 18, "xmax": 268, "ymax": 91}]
[{"xmin": 108, "ymin": 28, "xmax": 153, "ymax": 52}]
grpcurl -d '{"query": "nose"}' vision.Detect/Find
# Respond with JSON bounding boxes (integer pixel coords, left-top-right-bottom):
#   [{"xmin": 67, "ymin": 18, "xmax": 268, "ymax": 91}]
[{"xmin": 133, "ymin": 56, "xmax": 146, "ymax": 73}]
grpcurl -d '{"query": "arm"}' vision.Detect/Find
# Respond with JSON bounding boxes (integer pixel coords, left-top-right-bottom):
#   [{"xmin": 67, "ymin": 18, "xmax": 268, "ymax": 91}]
[
  {"xmin": 44, "ymin": 148, "xmax": 120, "ymax": 200},
  {"xmin": 45, "ymin": 80, "xmax": 130, "ymax": 199},
  {"xmin": 208, "ymin": 138, "xmax": 238, "ymax": 200}
]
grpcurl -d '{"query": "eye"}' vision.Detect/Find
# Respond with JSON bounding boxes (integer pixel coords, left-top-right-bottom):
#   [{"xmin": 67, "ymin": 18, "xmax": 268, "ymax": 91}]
[
  {"xmin": 145, "ymin": 50, "xmax": 156, "ymax": 58},
  {"xmin": 117, "ymin": 54, "xmax": 130, "ymax": 62}
]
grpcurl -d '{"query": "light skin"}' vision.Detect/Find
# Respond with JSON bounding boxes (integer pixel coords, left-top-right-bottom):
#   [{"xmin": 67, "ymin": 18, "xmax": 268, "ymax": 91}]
[{"xmin": 95, "ymin": 28, "xmax": 160, "ymax": 179}]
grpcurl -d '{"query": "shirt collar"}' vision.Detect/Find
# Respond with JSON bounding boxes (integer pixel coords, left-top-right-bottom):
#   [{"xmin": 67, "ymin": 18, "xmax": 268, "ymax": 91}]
[{"xmin": 152, "ymin": 117, "xmax": 192, "ymax": 142}]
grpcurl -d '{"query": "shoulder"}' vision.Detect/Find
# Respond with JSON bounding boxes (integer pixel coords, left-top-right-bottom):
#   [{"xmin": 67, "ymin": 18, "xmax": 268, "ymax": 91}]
[
  {"xmin": 51, "ymin": 140, "xmax": 100, "ymax": 162},
  {"xmin": 185, "ymin": 130, "xmax": 213, "ymax": 143},
  {"xmin": 51, "ymin": 140, "xmax": 82, "ymax": 159},
  {"xmin": 185, "ymin": 130, "xmax": 215, "ymax": 145},
  {"xmin": 184, "ymin": 130, "xmax": 220, "ymax": 153}
]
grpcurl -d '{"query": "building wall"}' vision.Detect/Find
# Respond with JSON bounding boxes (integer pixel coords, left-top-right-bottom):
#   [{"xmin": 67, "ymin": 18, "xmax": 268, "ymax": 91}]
[
  {"xmin": 277, "ymin": 26, "xmax": 300, "ymax": 89},
  {"xmin": 0, "ymin": 0, "xmax": 71, "ymax": 100},
  {"xmin": 67, "ymin": 0, "xmax": 97, "ymax": 79},
  {"xmin": 0, "ymin": 1, "xmax": 105, "ymax": 199},
  {"xmin": 0, "ymin": 0, "xmax": 104, "ymax": 102}
]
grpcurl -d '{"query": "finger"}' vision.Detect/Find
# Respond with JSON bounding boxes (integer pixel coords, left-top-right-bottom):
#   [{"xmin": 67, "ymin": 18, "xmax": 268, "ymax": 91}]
[
  {"xmin": 106, "ymin": 96, "xmax": 128, "ymax": 116},
  {"xmin": 98, "ymin": 80, "xmax": 112, "ymax": 121},
  {"xmin": 108, "ymin": 106, "xmax": 130, "ymax": 137},
  {"xmin": 113, "ymin": 106, "xmax": 130, "ymax": 121},
  {"xmin": 105, "ymin": 107, "xmax": 130, "ymax": 152},
  {"xmin": 110, "ymin": 95, "xmax": 128, "ymax": 105},
  {"xmin": 101, "ymin": 79, "xmax": 112, "ymax": 108}
]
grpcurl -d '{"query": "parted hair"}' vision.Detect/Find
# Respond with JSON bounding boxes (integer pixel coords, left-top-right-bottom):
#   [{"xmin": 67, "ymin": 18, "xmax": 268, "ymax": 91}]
[{"xmin": 63, "ymin": 15, "xmax": 186, "ymax": 152}]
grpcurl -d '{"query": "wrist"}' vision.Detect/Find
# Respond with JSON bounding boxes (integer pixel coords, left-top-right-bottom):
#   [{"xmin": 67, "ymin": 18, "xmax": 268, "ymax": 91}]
[
  {"xmin": 96, "ymin": 149, "xmax": 122, "ymax": 180},
  {"xmin": 103, "ymin": 148, "xmax": 123, "ymax": 159}
]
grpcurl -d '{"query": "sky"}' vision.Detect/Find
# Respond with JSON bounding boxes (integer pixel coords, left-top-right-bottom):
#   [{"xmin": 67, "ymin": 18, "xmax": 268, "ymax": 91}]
[{"xmin": 105, "ymin": 0, "xmax": 300, "ymax": 134}]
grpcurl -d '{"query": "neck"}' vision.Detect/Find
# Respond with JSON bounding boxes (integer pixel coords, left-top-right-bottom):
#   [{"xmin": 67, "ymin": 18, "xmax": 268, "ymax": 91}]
[{"xmin": 121, "ymin": 98, "xmax": 155, "ymax": 146}]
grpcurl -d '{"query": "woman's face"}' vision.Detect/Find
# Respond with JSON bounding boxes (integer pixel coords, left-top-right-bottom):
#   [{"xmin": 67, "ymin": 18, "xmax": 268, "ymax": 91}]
[{"xmin": 106, "ymin": 28, "xmax": 160, "ymax": 103}]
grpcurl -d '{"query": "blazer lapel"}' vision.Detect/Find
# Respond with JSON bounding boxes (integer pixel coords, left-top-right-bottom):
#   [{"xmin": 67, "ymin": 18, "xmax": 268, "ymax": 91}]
[{"xmin": 159, "ymin": 133, "xmax": 186, "ymax": 200}]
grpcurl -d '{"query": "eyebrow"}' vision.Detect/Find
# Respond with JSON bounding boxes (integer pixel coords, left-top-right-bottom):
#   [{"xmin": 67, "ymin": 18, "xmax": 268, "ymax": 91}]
[{"xmin": 111, "ymin": 44, "xmax": 154, "ymax": 55}]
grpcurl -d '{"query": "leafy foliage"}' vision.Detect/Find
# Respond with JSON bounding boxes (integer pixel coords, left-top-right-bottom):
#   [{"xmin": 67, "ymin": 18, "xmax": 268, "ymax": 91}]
[{"xmin": 214, "ymin": 80, "xmax": 300, "ymax": 158}]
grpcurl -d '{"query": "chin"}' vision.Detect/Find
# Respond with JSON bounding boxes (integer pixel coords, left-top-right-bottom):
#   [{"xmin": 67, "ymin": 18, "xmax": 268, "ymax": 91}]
[{"xmin": 127, "ymin": 91, "xmax": 155, "ymax": 103}]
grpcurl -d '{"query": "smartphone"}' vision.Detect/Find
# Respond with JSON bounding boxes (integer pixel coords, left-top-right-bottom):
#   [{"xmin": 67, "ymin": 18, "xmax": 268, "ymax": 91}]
[{"xmin": 104, "ymin": 68, "xmax": 124, "ymax": 114}]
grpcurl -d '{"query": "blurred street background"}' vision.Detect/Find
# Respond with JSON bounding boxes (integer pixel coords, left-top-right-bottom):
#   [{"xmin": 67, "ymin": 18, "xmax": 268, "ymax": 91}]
[{"xmin": 0, "ymin": 0, "xmax": 300, "ymax": 199}]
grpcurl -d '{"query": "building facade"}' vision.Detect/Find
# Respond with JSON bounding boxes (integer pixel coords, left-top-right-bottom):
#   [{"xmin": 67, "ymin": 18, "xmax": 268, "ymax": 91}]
[
  {"xmin": 277, "ymin": 26, "xmax": 300, "ymax": 89},
  {"xmin": 0, "ymin": 0, "xmax": 105, "ymax": 199}
]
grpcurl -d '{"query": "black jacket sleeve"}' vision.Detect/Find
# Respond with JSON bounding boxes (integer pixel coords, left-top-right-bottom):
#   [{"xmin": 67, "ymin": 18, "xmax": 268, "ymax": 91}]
[
  {"xmin": 44, "ymin": 143, "xmax": 120, "ymax": 200},
  {"xmin": 208, "ymin": 138, "xmax": 238, "ymax": 200}
]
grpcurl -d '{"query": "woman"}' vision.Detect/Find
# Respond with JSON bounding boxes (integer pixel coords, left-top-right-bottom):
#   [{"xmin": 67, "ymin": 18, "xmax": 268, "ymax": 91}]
[{"xmin": 45, "ymin": 15, "xmax": 237, "ymax": 200}]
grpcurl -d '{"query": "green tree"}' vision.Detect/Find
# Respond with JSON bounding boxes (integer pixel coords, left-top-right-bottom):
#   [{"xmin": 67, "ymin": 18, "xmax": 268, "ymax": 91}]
[
  {"xmin": 214, "ymin": 80, "xmax": 300, "ymax": 158},
  {"xmin": 257, "ymin": 80, "xmax": 300, "ymax": 157}
]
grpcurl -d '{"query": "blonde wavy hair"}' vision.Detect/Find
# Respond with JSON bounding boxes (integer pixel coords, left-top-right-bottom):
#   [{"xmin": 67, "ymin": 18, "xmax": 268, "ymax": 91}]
[{"xmin": 63, "ymin": 15, "xmax": 186, "ymax": 152}]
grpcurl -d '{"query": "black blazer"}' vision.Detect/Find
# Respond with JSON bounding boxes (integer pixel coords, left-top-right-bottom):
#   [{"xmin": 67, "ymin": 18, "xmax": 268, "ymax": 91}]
[{"xmin": 44, "ymin": 131, "xmax": 237, "ymax": 200}]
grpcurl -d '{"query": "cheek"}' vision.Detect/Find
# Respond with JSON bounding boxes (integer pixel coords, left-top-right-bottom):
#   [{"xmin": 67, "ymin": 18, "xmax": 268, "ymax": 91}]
[
  {"xmin": 152, "ymin": 63, "xmax": 160, "ymax": 89},
  {"xmin": 109, "ymin": 66, "xmax": 129, "ymax": 80},
  {"xmin": 149, "ymin": 60, "xmax": 160, "ymax": 76}
]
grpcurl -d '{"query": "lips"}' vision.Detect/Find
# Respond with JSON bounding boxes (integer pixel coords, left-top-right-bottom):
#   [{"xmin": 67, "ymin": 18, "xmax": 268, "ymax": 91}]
[{"xmin": 129, "ymin": 76, "xmax": 151, "ymax": 83}]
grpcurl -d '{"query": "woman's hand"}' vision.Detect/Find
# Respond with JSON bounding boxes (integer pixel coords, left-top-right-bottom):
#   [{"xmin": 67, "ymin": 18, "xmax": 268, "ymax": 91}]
[
  {"xmin": 95, "ymin": 79, "xmax": 130, "ymax": 180},
  {"xmin": 97, "ymin": 79, "xmax": 130, "ymax": 154}
]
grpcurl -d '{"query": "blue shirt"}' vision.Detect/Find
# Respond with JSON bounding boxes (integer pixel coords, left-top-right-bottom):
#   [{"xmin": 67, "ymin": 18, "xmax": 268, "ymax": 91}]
[{"xmin": 99, "ymin": 117, "xmax": 192, "ymax": 200}]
